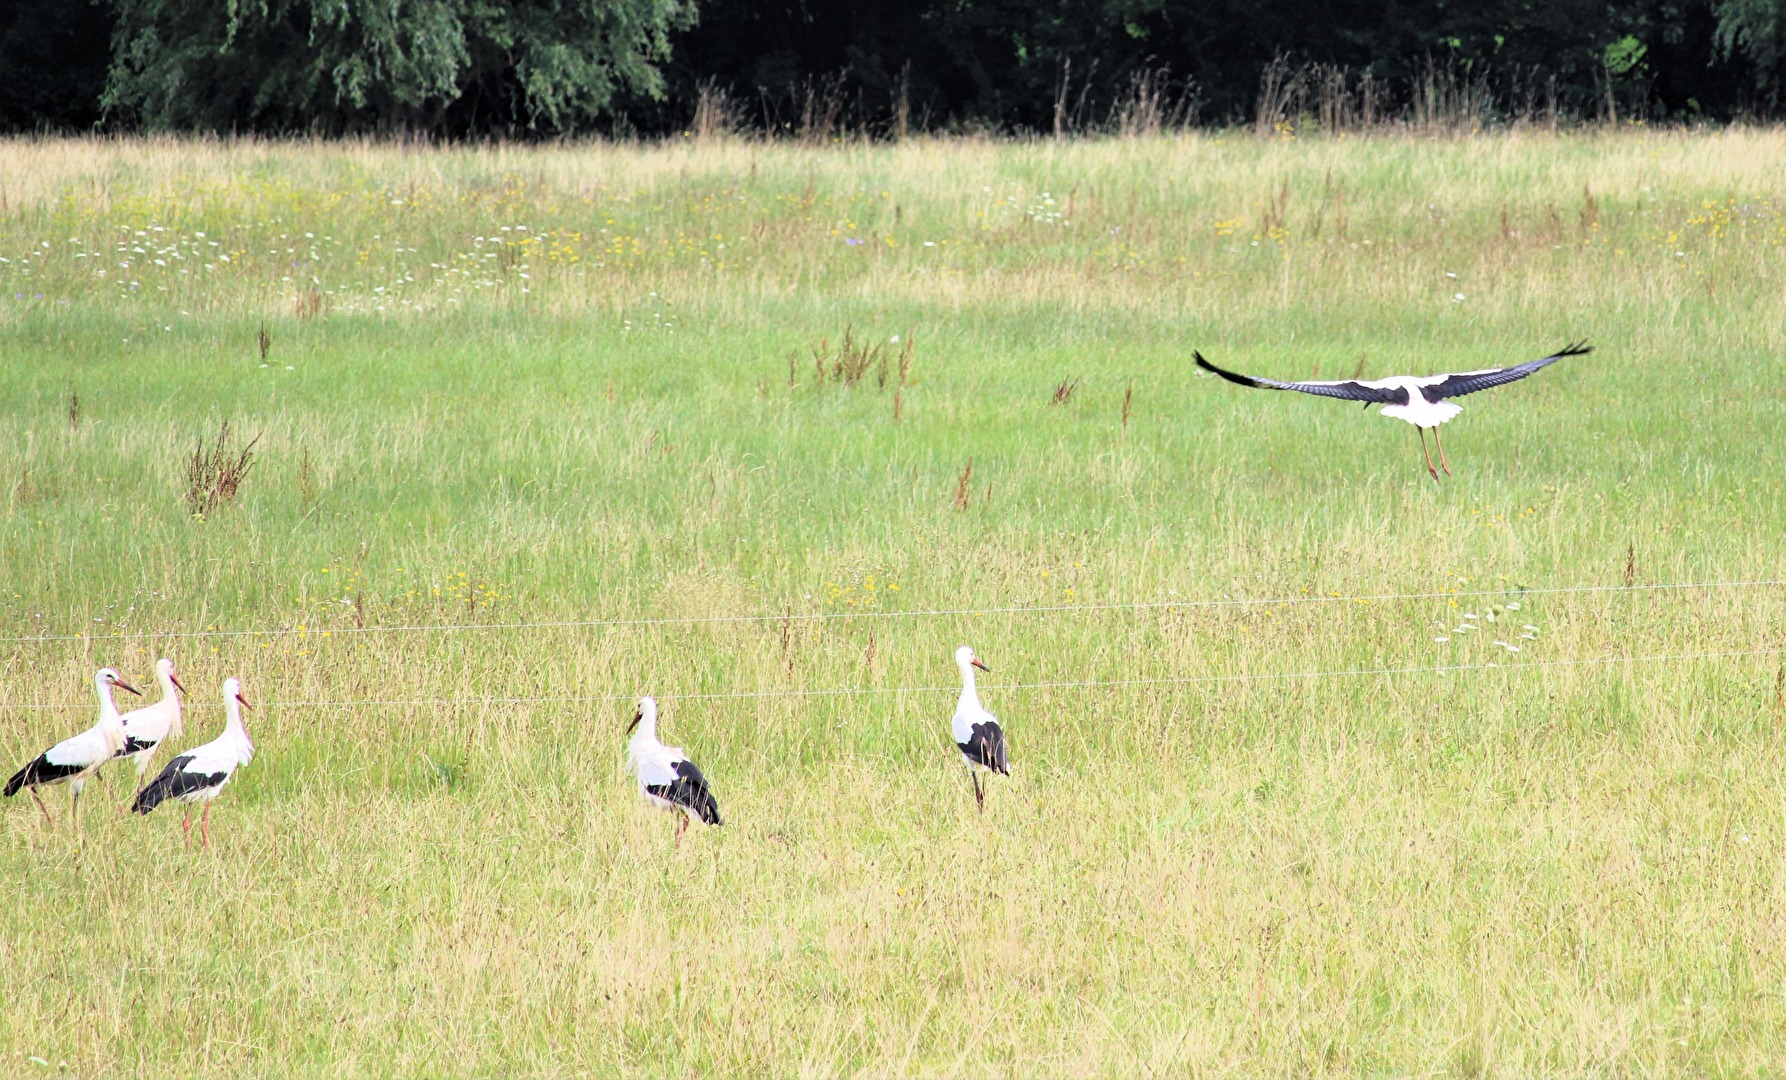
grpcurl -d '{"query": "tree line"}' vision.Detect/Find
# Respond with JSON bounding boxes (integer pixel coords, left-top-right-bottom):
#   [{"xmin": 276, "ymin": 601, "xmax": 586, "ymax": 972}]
[{"xmin": 2, "ymin": 0, "xmax": 1784, "ymax": 137}]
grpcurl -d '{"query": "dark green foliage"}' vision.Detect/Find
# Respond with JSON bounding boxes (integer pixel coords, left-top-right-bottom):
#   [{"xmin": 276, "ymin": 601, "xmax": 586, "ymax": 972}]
[
  {"xmin": 1715, "ymin": 0, "xmax": 1786, "ymax": 98},
  {"xmin": 0, "ymin": 0, "xmax": 1776, "ymax": 132},
  {"xmin": 663, "ymin": 0, "xmax": 1752, "ymax": 130},
  {"xmin": 100, "ymin": 0, "xmax": 695, "ymax": 134},
  {"xmin": 0, "ymin": 0, "xmax": 112, "ymax": 131}
]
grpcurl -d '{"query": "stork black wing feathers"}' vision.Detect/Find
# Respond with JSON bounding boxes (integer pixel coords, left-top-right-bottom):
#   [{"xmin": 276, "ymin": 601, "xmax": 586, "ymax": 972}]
[
  {"xmin": 1420, "ymin": 342, "xmax": 1591, "ymax": 401},
  {"xmin": 1194, "ymin": 352, "xmax": 1407, "ymax": 404},
  {"xmin": 646, "ymin": 759, "xmax": 723, "ymax": 825},
  {"xmin": 5, "ymin": 754, "xmax": 84, "ymax": 796},
  {"xmin": 959, "ymin": 721, "xmax": 1009, "ymax": 775},
  {"xmin": 131, "ymin": 755, "xmax": 226, "ymax": 814}
]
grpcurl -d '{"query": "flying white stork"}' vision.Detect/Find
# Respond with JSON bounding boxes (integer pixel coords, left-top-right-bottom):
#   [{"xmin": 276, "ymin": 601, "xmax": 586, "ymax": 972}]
[
  {"xmin": 625, "ymin": 696, "xmax": 722, "ymax": 843},
  {"xmin": 4, "ymin": 667, "xmax": 141, "ymax": 829},
  {"xmin": 1194, "ymin": 343, "xmax": 1591, "ymax": 480},
  {"xmin": 131, "ymin": 677, "xmax": 255, "ymax": 848},
  {"xmin": 114, "ymin": 656, "xmax": 187, "ymax": 807},
  {"xmin": 951, "ymin": 645, "xmax": 1009, "ymax": 812}
]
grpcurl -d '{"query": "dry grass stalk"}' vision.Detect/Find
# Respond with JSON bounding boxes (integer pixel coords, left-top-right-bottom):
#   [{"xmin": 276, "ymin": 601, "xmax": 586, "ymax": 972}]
[
  {"xmin": 692, "ymin": 80, "xmax": 738, "ymax": 143},
  {"xmin": 1054, "ymin": 59, "xmax": 1073, "ymax": 137},
  {"xmin": 1259, "ymin": 180, "xmax": 1291, "ymax": 234},
  {"xmin": 799, "ymin": 75, "xmax": 847, "ymax": 146},
  {"xmin": 953, "ymin": 459, "xmax": 973, "ymax": 511},
  {"xmin": 66, "ymin": 390, "xmax": 78, "ymax": 430},
  {"xmin": 892, "ymin": 63, "xmax": 912, "ymax": 142},
  {"xmin": 1411, "ymin": 58, "xmax": 1492, "ymax": 135},
  {"xmin": 298, "ymin": 446, "xmax": 317, "ymax": 503},
  {"xmin": 779, "ymin": 606, "xmax": 795, "ymax": 674},
  {"xmin": 257, "ymin": 324, "xmax": 271, "ymax": 360},
  {"xmin": 184, "ymin": 420, "xmax": 259, "ymax": 518},
  {"xmin": 1112, "ymin": 67, "xmax": 1194, "ymax": 138},
  {"xmin": 1053, "ymin": 58, "xmax": 1100, "ymax": 137},
  {"xmin": 1311, "ymin": 65, "xmax": 1383, "ymax": 133},
  {"xmin": 1052, "ymin": 377, "xmax": 1080, "ymax": 405},
  {"xmin": 1121, "ymin": 383, "xmax": 1133, "ymax": 431},
  {"xmin": 1775, "ymin": 661, "xmax": 1783, "ymax": 733},
  {"xmin": 1254, "ymin": 56, "xmax": 1307, "ymax": 137},
  {"xmin": 810, "ymin": 327, "xmax": 908, "ymax": 390}
]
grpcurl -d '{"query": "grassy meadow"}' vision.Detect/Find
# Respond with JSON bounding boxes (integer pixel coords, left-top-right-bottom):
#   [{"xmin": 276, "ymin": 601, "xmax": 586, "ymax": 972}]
[{"xmin": 1, "ymin": 129, "xmax": 1785, "ymax": 1075}]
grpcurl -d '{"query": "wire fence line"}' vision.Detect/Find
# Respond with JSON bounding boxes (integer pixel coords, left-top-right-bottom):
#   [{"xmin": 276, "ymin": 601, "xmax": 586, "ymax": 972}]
[
  {"xmin": 3, "ymin": 577, "xmax": 1781, "ymax": 647},
  {"xmin": 4, "ymin": 646, "xmax": 1779, "ymax": 711}
]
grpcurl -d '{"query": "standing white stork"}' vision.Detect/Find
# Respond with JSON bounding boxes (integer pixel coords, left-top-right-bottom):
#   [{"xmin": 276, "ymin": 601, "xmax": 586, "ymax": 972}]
[
  {"xmin": 114, "ymin": 656, "xmax": 187, "ymax": 807},
  {"xmin": 131, "ymin": 677, "xmax": 254, "ymax": 848},
  {"xmin": 951, "ymin": 645, "xmax": 1009, "ymax": 812},
  {"xmin": 625, "ymin": 696, "xmax": 722, "ymax": 843},
  {"xmin": 1194, "ymin": 343, "xmax": 1591, "ymax": 480},
  {"xmin": 4, "ymin": 667, "xmax": 141, "ymax": 829}
]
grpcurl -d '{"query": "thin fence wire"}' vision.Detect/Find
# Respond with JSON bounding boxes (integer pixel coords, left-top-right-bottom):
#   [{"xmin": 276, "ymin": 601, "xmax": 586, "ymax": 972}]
[
  {"xmin": 4, "ymin": 646, "xmax": 1778, "ymax": 711},
  {"xmin": 3, "ymin": 578, "xmax": 1780, "ymax": 646}
]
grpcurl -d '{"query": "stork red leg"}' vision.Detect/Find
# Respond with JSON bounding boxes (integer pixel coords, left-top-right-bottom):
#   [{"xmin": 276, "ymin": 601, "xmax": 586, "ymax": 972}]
[
  {"xmin": 674, "ymin": 815, "xmax": 687, "ymax": 847},
  {"xmin": 200, "ymin": 803, "xmax": 212, "ymax": 850},
  {"xmin": 29, "ymin": 787, "xmax": 52, "ymax": 827},
  {"xmin": 1418, "ymin": 428, "xmax": 1440, "ymax": 481},
  {"xmin": 182, "ymin": 807, "xmax": 192, "ymax": 846},
  {"xmin": 1434, "ymin": 426, "xmax": 1452, "ymax": 476},
  {"xmin": 972, "ymin": 771, "xmax": 985, "ymax": 813}
]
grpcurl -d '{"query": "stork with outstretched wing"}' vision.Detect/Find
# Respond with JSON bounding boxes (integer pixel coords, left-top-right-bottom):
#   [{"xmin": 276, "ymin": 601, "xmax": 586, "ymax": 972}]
[{"xmin": 1195, "ymin": 343, "xmax": 1590, "ymax": 479}]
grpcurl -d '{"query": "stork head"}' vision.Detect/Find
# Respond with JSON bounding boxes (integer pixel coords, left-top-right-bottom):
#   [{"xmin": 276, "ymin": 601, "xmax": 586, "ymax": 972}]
[
  {"xmin": 627, "ymin": 695, "xmax": 657, "ymax": 736},
  {"xmin": 955, "ymin": 645, "xmax": 990, "ymax": 674},
  {"xmin": 223, "ymin": 676, "xmax": 252, "ymax": 711},
  {"xmin": 99, "ymin": 667, "xmax": 142, "ymax": 696},
  {"xmin": 156, "ymin": 657, "xmax": 187, "ymax": 696}
]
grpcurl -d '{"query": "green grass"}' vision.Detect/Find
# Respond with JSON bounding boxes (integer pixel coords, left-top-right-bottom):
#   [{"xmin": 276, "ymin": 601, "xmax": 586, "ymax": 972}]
[{"xmin": 1, "ymin": 130, "xmax": 1784, "ymax": 1076}]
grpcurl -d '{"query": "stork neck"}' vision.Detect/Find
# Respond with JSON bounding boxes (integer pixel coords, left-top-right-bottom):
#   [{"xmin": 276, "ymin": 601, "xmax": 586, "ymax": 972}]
[
  {"xmin": 156, "ymin": 667, "xmax": 179, "ymax": 702},
  {"xmin": 94, "ymin": 676, "xmax": 122, "ymax": 723},
  {"xmin": 632, "ymin": 712, "xmax": 658, "ymax": 745},
  {"xmin": 956, "ymin": 664, "xmax": 980, "ymax": 709},
  {"xmin": 224, "ymin": 697, "xmax": 252, "ymax": 747}
]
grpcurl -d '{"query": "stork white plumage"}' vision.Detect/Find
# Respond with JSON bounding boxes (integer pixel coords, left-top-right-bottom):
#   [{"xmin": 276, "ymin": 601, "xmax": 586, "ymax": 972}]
[
  {"xmin": 950, "ymin": 645, "xmax": 1009, "ymax": 813},
  {"xmin": 625, "ymin": 696, "xmax": 722, "ymax": 844},
  {"xmin": 114, "ymin": 656, "xmax": 187, "ymax": 807},
  {"xmin": 1195, "ymin": 343, "xmax": 1591, "ymax": 480},
  {"xmin": 131, "ymin": 677, "xmax": 255, "ymax": 848},
  {"xmin": 4, "ymin": 667, "xmax": 141, "ymax": 829}
]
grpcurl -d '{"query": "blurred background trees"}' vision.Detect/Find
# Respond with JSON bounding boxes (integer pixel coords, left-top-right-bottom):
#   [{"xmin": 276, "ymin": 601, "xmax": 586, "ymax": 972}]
[{"xmin": 0, "ymin": 0, "xmax": 1777, "ymax": 134}]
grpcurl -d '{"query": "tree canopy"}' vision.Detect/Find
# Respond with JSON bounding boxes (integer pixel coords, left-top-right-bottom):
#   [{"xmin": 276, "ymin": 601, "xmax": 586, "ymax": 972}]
[
  {"xmin": 100, "ymin": 0, "xmax": 694, "ymax": 134},
  {"xmin": 0, "ymin": 0, "xmax": 1778, "ymax": 134}
]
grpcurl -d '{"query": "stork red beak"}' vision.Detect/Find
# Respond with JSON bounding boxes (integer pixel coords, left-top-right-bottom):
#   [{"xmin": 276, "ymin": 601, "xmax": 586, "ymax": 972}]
[
  {"xmin": 170, "ymin": 674, "xmax": 187, "ymax": 696},
  {"xmin": 116, "ymin": 679, "xmax": 143, "ymax": 696},
  {"xmin": 235, "ymin": 693, "xmax": 252, "ymax": 710},
  {"xmin": 626, "ymin": 710, "xmax": 642, "ymax": 735},
  {"xmin": 971, "ymin": 658, "xmax": 991, "ymax": 673}
]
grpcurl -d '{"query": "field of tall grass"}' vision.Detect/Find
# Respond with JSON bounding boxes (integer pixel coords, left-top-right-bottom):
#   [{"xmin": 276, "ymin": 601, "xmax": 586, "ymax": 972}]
[{"xmin": 1, "ymin": 129, "xmax": 1783, "ymax": 1075}]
